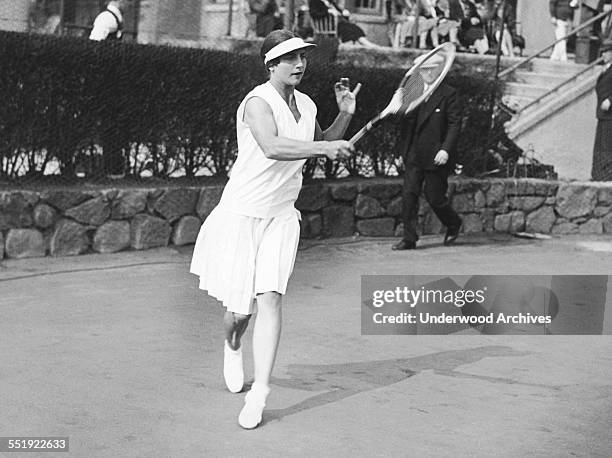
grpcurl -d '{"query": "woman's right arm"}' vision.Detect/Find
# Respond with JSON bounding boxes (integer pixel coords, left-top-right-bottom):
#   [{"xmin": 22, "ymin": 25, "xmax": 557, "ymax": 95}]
[{"xmin": 243, "ymin": 96, "xmax": 354, "ymax": 161}]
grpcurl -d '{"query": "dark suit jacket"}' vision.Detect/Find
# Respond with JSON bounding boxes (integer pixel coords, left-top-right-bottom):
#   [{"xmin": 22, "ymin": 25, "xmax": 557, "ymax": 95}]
[
  {"xmin": 549, "ymin": 0, "xmax": 574, "ymax": 21},
  {"xmin": 398, "ymin": 83, "xmax": 462, "ymax": 171},
  {"xmin": 596, "ymin": 65, "xmax": 612, "ymax": 120},
  {"xmin": 448, "ymin": 0, "xmax": 479, "ymax": 24}
]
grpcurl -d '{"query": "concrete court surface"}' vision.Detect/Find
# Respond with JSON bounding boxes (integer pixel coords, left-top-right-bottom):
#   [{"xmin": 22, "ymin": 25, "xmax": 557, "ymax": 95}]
[{"xmin": 1, "ymin": 233, "xmax": 612, "ymax": 457}]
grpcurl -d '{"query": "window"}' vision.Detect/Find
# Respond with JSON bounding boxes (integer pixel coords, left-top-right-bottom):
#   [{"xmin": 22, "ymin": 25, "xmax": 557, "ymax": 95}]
[{"xmin": 352, "ymin": 0, "xmax": 380, "ymax": 15}]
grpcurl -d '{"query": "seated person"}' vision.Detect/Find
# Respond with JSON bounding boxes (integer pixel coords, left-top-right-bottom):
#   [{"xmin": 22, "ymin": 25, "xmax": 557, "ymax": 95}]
[
  {"xmin": 434, "ymin": 0, "xmax": 460, "ymax": 45},
  {"xmin": 309, "ymin": 0, "xmax": 382, "ymax": 48},
  {"xmin": 448, "ymin": 0, "xmax": 488, "ymax": 53},
  {"xmin": 389, "ymin": 0, "xmax": 440, "ymax": 49}
]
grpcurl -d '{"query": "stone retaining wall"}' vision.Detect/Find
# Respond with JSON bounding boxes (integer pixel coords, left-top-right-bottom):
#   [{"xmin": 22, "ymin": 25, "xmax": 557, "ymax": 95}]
[{"xmin": 1, "ymin": 178, "xmax": 611, "ymax": 259}]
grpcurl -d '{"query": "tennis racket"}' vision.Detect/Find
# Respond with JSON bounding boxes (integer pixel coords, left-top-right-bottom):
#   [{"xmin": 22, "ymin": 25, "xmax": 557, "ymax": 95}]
[{"xmin": 349, "ymin": 42, "xmax": 456, "ymax": 146}]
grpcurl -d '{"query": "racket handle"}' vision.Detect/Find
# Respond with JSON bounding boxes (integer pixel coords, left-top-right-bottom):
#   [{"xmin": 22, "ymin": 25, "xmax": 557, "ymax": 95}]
[
  {"xmin": 349, "ymin": 116, "xmax": 382, "ymax": 146},
  {"xmin": 349, "ymin": 124, "xmax": 371, "ymax": 145}
]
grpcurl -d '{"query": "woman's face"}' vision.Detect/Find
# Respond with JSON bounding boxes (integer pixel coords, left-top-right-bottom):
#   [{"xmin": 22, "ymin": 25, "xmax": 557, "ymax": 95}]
[{"xmin": 270, "ymin": 50, "xmax": 307, "ymax": 86}]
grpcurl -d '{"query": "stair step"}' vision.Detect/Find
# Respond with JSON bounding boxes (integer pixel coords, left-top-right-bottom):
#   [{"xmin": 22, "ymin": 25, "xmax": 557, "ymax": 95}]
[
  {"xmin": 504, "ymin": 82, "xmax": 550, "ymax": 98},
  {"xmin": 511, "ymin": 70, "xmax": 573, "ymax": 88},
  {"xmin": 527, "ymin": 58, "xmax": 589, "ymax": 74}
]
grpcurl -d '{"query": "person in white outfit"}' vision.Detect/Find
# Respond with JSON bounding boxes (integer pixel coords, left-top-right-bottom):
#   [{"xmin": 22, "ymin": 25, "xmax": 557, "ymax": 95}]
[
  {"xmin": 549, "ymin": 0, "xmax": 575, "ymax": 61},
  {"xmin": 89, "ymin": 0, "xmax": 126, "ymax": 41},
  {"xmin": 190, "ymin": 30, "xmax": 361, "ymax": 429}
]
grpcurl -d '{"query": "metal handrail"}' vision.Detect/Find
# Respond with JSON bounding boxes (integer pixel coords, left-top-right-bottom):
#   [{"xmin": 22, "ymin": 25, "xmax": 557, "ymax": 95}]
[
  {"xmin": 498, "ymin": 8, "xmax": 612, "ymax": 79},
  {"xmin": 515, "ymin": 55, "xmax": 604, "ymax": 114}
]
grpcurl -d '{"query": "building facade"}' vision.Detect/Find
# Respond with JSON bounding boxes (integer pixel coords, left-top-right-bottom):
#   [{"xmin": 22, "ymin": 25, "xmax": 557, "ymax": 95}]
[{"xmin": 0, "ymin": 1, "xmax": 600, "ymax": 55}]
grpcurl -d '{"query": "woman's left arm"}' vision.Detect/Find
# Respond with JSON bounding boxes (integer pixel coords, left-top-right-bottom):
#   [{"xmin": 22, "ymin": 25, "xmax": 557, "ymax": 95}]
[{"xmin": 319, "ymin": 81, "xmax": 362, "ymax": 141}]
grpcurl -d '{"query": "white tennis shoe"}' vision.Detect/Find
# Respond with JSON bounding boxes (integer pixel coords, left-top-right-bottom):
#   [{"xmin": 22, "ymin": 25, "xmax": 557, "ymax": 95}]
[
  {"xmin": 223, "ymin": 341, "xmax": 244, "ymax": 393},
  {"xmin": 238, "ymin": 383, "xmax": 270, "ymax": 429}
]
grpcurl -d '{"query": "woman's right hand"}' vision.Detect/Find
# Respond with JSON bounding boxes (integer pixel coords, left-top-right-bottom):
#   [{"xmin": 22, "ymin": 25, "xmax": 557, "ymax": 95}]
[
  {"xmin": 601, "ymin": 98, "xmax": 611, "ymax": 112},
  {"xmin": 323, "ymin": 140, "xmax": 354, "ymax": 160}
]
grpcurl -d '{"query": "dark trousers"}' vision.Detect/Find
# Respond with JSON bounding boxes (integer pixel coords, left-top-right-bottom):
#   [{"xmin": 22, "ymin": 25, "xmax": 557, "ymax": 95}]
[{"xmin": 401, "ymin": 165, "xmax": 461, "ymax": 243}]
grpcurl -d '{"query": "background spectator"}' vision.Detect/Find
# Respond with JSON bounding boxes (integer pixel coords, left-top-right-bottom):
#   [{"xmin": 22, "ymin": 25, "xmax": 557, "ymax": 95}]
[
  {"xmin": 309, "ymin": 0, "xmax": 382, "ymax": 48},
  {"xmin": 248, "ymin": 0, "xmax": 283, "ymax": 37},
  {"xmin": 448, "ymin": 0, "xmax": 488, "ymax": 53},
  {"xmin": 89, "ymin": 0, "xmax": 125, "ymax": 41},
  {"xmin": 592, "ymin": 39, "xmax": 612, "ymax": 180},
  {"xmin": 549, "ymin": 0, "xmax": 574, "ymax": 61},
  {"xmin": 435, "ymin": 0, "xmax": 461, "ymax": 47}
]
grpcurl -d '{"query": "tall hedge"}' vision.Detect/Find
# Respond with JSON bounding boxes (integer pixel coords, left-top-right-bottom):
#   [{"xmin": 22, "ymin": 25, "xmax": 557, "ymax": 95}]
[{"xmin": 0, "ymin": 30, "xmax": 509, "ymax": 180}]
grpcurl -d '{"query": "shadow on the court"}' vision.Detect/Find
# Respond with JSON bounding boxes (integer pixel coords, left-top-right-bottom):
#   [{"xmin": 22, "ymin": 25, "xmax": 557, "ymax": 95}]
[{"xmin": 263, "ymin": 346, "xmax": 533, "ymax": 424}]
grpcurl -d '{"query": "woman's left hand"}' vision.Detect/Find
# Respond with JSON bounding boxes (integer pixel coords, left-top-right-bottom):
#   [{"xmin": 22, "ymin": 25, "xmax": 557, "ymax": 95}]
[{"xmin": 334, "ymin": 80, "xmax": 362, "ymax": 115}]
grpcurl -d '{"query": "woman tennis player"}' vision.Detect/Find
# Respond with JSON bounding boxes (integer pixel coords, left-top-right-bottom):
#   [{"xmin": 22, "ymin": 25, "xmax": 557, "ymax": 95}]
[{"xmin": 190, "ymin": 30, "xmax": 361, "ymax": 429}]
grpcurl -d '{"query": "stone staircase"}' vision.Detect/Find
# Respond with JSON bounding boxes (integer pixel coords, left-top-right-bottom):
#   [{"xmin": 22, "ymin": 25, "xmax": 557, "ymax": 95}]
[
  {"xmin": 501, "ymin": 57, "xmax": 603, "ymax": 180},
  {"xmin": 502, "ymin": 58, "xmax": 595, "ymax": 120}
]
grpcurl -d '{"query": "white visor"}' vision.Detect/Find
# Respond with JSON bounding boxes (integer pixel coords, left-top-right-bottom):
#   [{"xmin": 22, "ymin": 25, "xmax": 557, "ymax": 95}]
[{"xmin": 263, "ymin": 37, "xmax": 316, "ymax": 65}]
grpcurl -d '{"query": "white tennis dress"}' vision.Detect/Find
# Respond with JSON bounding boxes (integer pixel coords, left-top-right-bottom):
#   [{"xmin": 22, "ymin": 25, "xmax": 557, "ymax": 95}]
[{"xmin": 190, "ymin": 82, "xmax": 317, "ymax": 315}]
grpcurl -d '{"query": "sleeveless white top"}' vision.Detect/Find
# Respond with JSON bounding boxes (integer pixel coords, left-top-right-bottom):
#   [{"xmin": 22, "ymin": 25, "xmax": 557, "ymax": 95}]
[{"xmin": 218, "ymin": 82, "xmax": 317, "ymax": 218}]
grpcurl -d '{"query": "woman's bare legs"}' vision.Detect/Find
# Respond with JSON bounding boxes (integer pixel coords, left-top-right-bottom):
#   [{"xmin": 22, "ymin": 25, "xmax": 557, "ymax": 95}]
[
  {"xmin": 224, "ymin": 310, "xmax": 251, "ymax": 351},
  {"xmin": 252, "ymin": 292, "xmax": 282, "ymax": 387},
  {"xmin": 223, "ymin": 309, "xmax": 251, "ymax": 393},
  {"xmin": 238, "ymin": 291, "xmax": 282, "ymax": 429}
]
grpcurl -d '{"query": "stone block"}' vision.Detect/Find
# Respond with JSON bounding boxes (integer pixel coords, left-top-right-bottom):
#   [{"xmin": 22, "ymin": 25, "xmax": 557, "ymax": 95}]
[
  {"xmin": 65, "ymin": 196, "xmax": 110, "ymax": 226},
  {"xmin": 579, "ymin": 219, "xmax": 603, "ymax": 234},
  {"xmin": 386, "ymin": 196, "xmax": 403, "ymax": 217},
  {"xmin": 0, "ymin": 231, "xmax": 3, "ymax": 259},
  {"xmin": 93, "ymin": 221, "xmax": 131, "ymax": 253},
  {"xmin": 474, "ymin": 190, "xmax": 486, "ymax": 209},
  {"xmin": 556, "ymin": 184, "xmax": 597, "ymax": 219},
  {"xmin": 494, "ymin": 211, "xmax": 525, "ymax": 233},
  {"xmin": 300, "ymin": 213, "xmax": 323, "ymax": 239},
  {"xmin": 196, "ymin": 187, "xmax": 224, "ymax": 220},
  {"xmin": 322, "ymin": 205, "xmax": 354, "ymax": 237},
  {"xmin": 33, "ymin": 203, "xmax": 57, "ymax": 229},
  {"xmin": 330, "ymin": 183, "xmax": 358, "ymax": 201},
  {"xmin": 153, "ymin": 188, "xmax": 199, "ymax": 222},
  {"xmin": 462, "ymin": 213, "xmax": 484, "ymax": 233},
  {"xmin": 525, "ymin": 206, "xmax": 556, "ymax": 234},
  {"xmin": 112, "ymin": 190, "xmax": 148, "ymax": 219},
  {"xmin": 452, "ymin": 178, "xmax": 480, "ymax": 194},
  {"xmin": 171, "ymin": 216, "xmax": 202, "ymax": 246},
  {"xmin": 131, "ymin": 214, "xmax": 171, "ymax": 250},
  {"xmin": 594, "ymin": 206, "xmax": 611, "ymax": 217},
  {"xmin": 0, "ymin": 192, "xmax": 36, "ymax": 229},
  {"xmin": 533, "ymin": 180, "xmax": 558, "ymax": 196},
  {"xmin": 481, "ymin": 209, "xmax": 497, "ymax": 232},
  {"xmin": 603, "ymin": 213, "xmax": 612, "ymax": 233},
  {"xmin": 42, "ymin": 190, "xmax": 94, "ymax": 211},
  {"xmin": 49, "ymin": 219, "xmax": 89, "ymax": 256},
  {"xmin": 452, "ymin": 194, "xmax": 474, "ymax": 212},
  {"xmin": 509, "ymin": 196, "xmax": 546, "ymax": 212},
  {"xmin": 354, "ymin": 194, "xmax": 383, "ymax": 218},
  {"xmin": 4, "ymin": 228, "xmax": 45, "ymax": 259},
  {"xmin": 552, "ymin": 222, "xmax": 579, "ymax": 235},
  {"xmin": 357, "ymin": 182, "xmax": 402, "ymax": 201},
  {"xmin": 597, "ymin": 187, "xmax": 612, "ymax": 205},
  {"xmin": 296, "ymin": 185, "xmax": 329, "ymax": 212},
  {"xmin": 356, "ymin": 217, "xmax": 395, "ymax": 236}
]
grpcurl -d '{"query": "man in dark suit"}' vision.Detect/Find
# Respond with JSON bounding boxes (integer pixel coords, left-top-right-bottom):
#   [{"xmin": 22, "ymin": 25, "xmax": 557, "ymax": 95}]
[
  {"xmin": 392, "ymin": 53, "xmax": 463, "ymax": 250},
  {"xmin": 447, "ymin": 0, "xmax": 485, "ymax": 50}
]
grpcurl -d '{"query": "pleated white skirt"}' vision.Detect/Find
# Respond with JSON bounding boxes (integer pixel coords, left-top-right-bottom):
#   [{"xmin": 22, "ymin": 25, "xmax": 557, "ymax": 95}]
[{"xmin": 190, "ymin": 206, "xmax": 301, "ymax": 315}]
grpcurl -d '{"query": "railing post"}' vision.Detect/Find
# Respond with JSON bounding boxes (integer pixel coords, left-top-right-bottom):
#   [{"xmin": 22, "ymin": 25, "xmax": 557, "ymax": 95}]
[{"xmin": 487, "ymin": 0, "xmax": 507, "ymax": 148}]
